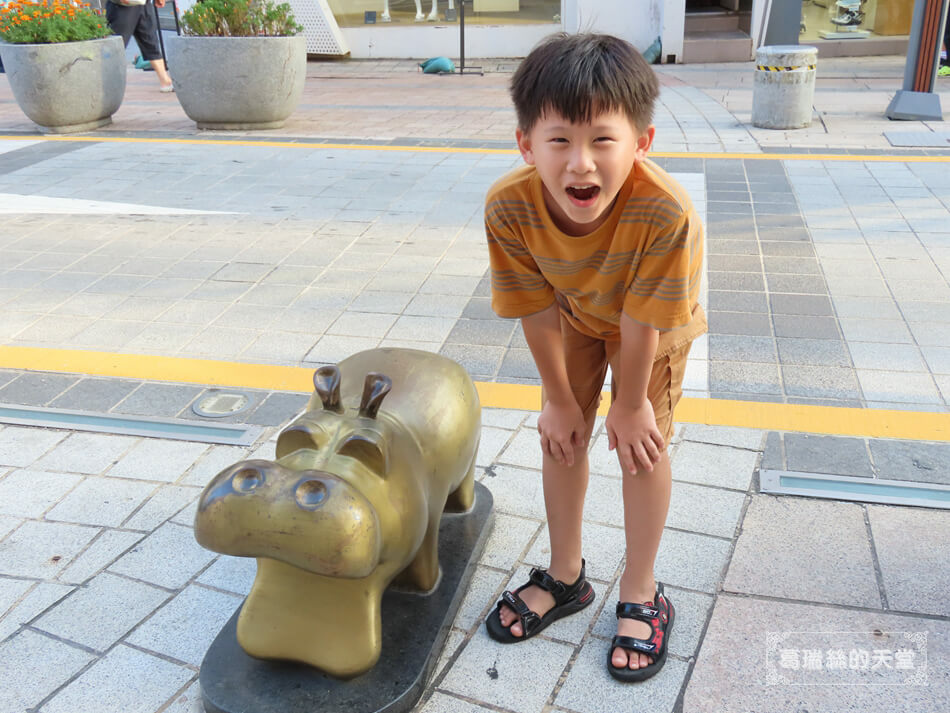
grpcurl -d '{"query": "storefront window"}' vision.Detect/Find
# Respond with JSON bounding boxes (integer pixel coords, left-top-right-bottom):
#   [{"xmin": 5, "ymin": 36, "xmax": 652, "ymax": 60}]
[
  {"xmin": 799, "ymin": 0, "xmax": 913, "ymax": 42},
  {"xmin": 327, "ymin": 0, "xmax": 560, "ymax": 28}
]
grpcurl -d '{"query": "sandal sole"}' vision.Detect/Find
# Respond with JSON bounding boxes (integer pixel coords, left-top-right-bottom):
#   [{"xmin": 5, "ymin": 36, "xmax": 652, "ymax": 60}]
[
  {"xmin": 486, "ymin": 582, "xmax": 595, "ymax": 644},
  {"xmin": 607, "ymin": 600, "xmax": 675, "ymax": 682}
]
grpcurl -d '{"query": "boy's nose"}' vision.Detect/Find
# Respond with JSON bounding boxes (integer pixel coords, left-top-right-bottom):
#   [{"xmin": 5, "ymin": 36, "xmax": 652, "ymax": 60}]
[{"xmin": 567, "ymin": 146, "xmax": 596, "ymax": 174}]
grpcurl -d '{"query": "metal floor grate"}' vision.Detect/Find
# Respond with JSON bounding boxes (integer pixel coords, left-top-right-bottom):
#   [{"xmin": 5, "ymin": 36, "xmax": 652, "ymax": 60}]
[{"xmin": 760, "ymin": 469, "xmax": 950, "ymax": 510}]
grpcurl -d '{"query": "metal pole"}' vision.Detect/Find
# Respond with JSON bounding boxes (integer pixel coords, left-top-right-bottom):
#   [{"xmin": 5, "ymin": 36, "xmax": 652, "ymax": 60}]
[{"xmin": 457, "ymin": 1, "xmax": 482, "ymax": 75}]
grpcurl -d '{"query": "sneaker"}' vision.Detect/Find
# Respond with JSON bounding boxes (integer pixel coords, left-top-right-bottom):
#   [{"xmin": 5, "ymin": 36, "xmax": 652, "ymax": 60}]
[
  {"xmin": 938, "ymin": 65, "xmax": 950, "ymax": 78},
  {"xmin": 133, "ymin": 55, "xmax": 154, "ymax": 71},
  {"xmin": 159, "ymin": 84, "xmax": 175, "ymax": 93}
]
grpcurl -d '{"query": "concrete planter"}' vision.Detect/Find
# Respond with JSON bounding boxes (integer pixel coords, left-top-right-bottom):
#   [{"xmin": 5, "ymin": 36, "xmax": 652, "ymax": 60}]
[
  {"xmin": 0, "ymin": 35, "xmax": 126, "ymax": 134},
  {"xmin": 167, "ymin": 35, "xmax": 306, "ymax": 130}
]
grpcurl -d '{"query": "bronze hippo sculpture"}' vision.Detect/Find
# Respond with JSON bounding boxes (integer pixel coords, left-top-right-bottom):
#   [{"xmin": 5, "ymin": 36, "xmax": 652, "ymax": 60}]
[{"xmin": 194, "ymin": 348, "xmax": 481, "ymax": 678}]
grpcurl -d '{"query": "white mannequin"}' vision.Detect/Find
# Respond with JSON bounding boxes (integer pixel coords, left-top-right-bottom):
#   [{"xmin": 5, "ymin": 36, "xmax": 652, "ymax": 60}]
[{"xmin": 381, "ymin": 0, "xmax": 455, "ymax": 22}]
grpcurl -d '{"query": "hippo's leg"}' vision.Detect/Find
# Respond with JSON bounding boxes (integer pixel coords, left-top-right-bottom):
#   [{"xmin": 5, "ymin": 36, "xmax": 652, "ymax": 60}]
[
  {"xmin": 237, "ymin": 558, "xmax": 384, "ymax": 678},
  {"xmin": 392, "ymin": 516, "xmax": 441, "ymax": 592},
  {"xmin": 444, "ymin": 452, "xmax": 476, "ymax": 513}
]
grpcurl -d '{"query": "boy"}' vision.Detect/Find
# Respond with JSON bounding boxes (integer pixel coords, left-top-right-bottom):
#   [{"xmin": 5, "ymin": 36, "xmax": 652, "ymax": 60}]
[{"xmin": 483, "ymin": 33, "xmax": 706, "ymax": 683}]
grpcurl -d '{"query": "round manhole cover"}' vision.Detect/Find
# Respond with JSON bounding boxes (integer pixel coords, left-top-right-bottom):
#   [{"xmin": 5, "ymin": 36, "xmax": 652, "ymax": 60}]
[{"xmin": 193, "ymin": 391, "xmax": 252, "ymax": 418}]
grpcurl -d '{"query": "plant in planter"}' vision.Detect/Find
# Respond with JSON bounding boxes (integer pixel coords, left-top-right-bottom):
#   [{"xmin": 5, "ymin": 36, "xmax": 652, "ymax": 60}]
[
  {"xmin": 168, "ymin": 0, "xmax": 307, "ymax": 130},
  {"xmin": 0, "ymin": 0, "xmax": 126, "ymax": 133}
]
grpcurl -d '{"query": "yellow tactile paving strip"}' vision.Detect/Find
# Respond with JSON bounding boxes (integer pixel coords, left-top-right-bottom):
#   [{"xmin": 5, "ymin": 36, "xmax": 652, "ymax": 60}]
[
  {"xmin": 1, "ymin": 346, "xmax": 947, "ymax": 442},
  {"xmin": 2, "ymin": 134, "xmax": 950, "ymax": 162}
]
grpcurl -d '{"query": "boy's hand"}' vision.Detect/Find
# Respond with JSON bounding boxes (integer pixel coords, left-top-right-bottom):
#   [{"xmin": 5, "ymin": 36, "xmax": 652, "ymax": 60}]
[
  {"xmin": 606, "ymin": 400, "xmax": 664, "ymax": 475},
  {"xmin": 537, "ymin": 399, "xmax": 587, "ymax": 467}
]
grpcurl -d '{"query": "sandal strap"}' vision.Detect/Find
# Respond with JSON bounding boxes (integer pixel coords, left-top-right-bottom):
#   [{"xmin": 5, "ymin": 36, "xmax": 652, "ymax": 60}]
[
  {"xmin": 500, "ymin": 590, "xmax": 542, "ymax": 636},
  {"xmin": 616, "ymin": 601, "xmax": 660, "ymax": 621},
  {"xmin": 526, "ymin": 559, "xmax": 588, "ymax": 606},
  {"xmin": 612, "ymin": 634, "xmax": 658, "ymax": 654}
]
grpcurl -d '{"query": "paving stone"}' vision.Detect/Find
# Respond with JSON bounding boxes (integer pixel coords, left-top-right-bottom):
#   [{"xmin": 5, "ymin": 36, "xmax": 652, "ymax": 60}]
[
  {"xmin": 784, "ymin": 433, "xmax": 873, "ymax": 477},
  {"xmin": 769, "ymin": 293, "xmax": 833, "ymax": 316},
  {"xmin": 497, "ymin": 348, "xmax": 541, "ymax": 380},
  {"xmin": 0, "ymin": 520, "xmax": 99, "ymax": 579},
  {"xmin": 0, "ymin": 469, "xmax": 83, "ymax": 518},
  {"xmin": 868, "ymin": 440, "xmax": 950, "ymax": 485},
  {"xmin": 772, "ymin": 315, "xmax": 840, "ymax": 340},
  {"xmin": 525, "ymin": 521, "xmax": 627, "ymax": 582},
  {"xmin": 34, "ymin": 572, "xmax": 170, "ymax": 652},
  {"xmin": 707, "ymin": 311, "xmax": 773, "ymax": 337},
  {"xmin": 440, "ymin": 628, "xmax": 574, "ymax": 713},
  {"xmin": 724, "ymin": 496, "xmax": 880, "ymax": 607},
  {"xmin": 782, "ymin": 365, "xmax": 862, "ymax": 400},
  {"xmin": 180, "ymin": 445, "xmax": 251, "ymax": 487},
  {"xmin": 418, "ymin": 692, "xmax": 496, "ymax": 713},
  {"xmin": 0, "ymin": 581, "xmax": 74, "ymax": 641},
  {"xmin": 159, "ymin": 679, "xmax": 202, "ymax": 713},
  {"xmin": 478, "ymin": 512, "xmax": 541, "ymax": 571},
  {"xmin": 832, "ymin": 296, "xmax": 902, "ymax": 320},
  {"xmin": 683, "ymin": 595, "xmax": 948, "ymax": 713},
  {"xmin": 766, "ymin": 273, "xmax": 829, "ymax": 294},
  {"xmin": 709, "ymin": 361, "xmax": 782, "ymax": 395},
  {"xmin": 708, "ymin": 291, "xmax": 769, "ymax": 314},
  {"xmin": 759, "ymin": 431, "xmax": 784, "ymax": 470},
  {"xmin": 580, "ymin": 472, "xmax": 625, "ymax": 527},
  {"xmin": 242, "ymin": 392, "xmax": 309, "ymax": 427},
  {"xmin": 848, "ymin": 343, "xmax": 926, "ymax": 372},
  {"xmin": 109, "ymin": 522, "xmax": 216, "ymax": 589},
  {"xmin": 655, "ymin": 528, "xmax": 732, "ymax": 593},
  {"xmin": 679, "ymin": 425, "xmax": 764, "ymax": 451},
  {"xmin": 124, "ymin": 485, "xmax": 202, "ymax": 531},
  {"xmin": 439, "ymin": 344, "xmax": 505, "ymax": 378},
  {"xmin": 125, "ymin": 584, "xmax": 243, "ymax": 667},
  {"xmin": 46, "ymin": 476, "xmax": 156, "ymax": 527},
  {"xmin": 856, "ymin": 370, "xmax": 943, "ymax": 405},
  {"xmin": 496, "ymin": 428, "xmax": 543, "ymax": 470},
  {"xmin": 478, "ymin": 465, "xmax": 547, "ymax": 520},
  {"xmin": 709, "ymin": 335, "xmax": 776, "ymax": 363},
  {"xmin": 476, "ymin": 426, "xmax": 515, "ymax": 468},
  {"xmin": 0, "ymin": 372, "xmax": 77, "ymax": 406},
  {"xmin": 386, "ymin": 315, "xmax": 455, "ymax": 343},
  {"xmin": 666, "ymin": 480, "xmax": 747, "ymax": 538},
  {"xmin": 479, "ymin": 408, "xmax": 529, "ymax": 430},
  {"xmin": 672, "ymin": 441, "xmax": 760, "ymax": 490},
  {"xmin": 592, "ymin": 580, "xmax": 713, "ymax": 659},
  {"xmin": 196, "ymin": 555, "xmax": 257, "ymax": 596},
  {"xmin": 868, "ymin": 505, "xmax": 950, "ymax": 616},
  {"xmin": 452, "ymin": 565, "xmax": 508, "ymax": 632},
  {"xmin": 212, "ymin": 261, "xmax": 275, "ymax": 282},
  {"xmin": 304, "ymin": 334, "xmax": 380, "ymax": 363},
  {"xmin": 32, "ymin": 433, "xmax": 137, "ymax": 475},
  {"xmin": 57, "ymin": 530, "xmax": 145, "ymax": 585},
  {"xmin": 554, "ymin": 635, "xmax": 689, "ymax": 713},
  {"xmin": 0, "ymin": 630, "xmax": 94, "ymax": 713},
  {"xmin": 327, "ymin": 311, "xmax": 398, "ymax": 338},
  {"xmin": 41, "ymin": 644, "xmax": 193, "ymax": 713},
  {"xmin": 776, "ymin": 338, "xmax": 851, "ymax": 367},
  {"xmin": 707, "ymin": 271, "xmax": 765, "ymax": 291},
  {"xmin": 48, "ymin": 378, "xmax": 140, "ymax": 412},
  {"xmin": 113, "ymin": 383, "xmax": 204, "ymax": 418},
  {"xmin": 0, "ymin": 577, "xmax": 33, "ymax": 618}
]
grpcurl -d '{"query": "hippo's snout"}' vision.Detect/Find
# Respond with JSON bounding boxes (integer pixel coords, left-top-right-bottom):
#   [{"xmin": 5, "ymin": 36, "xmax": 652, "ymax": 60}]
[{"xmin": 195, "ymin": 460, "xmax": 381, "ymax": 578}]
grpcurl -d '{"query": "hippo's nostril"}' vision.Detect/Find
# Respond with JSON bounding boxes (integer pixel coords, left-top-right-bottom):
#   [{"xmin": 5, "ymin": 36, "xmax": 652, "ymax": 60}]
[
  {"xmin": 232, "ymin": 467, "xmax": 264, "ymax": 494},
  {"xmin": 295, "ymin": 479, "xmax": 328, "ymax": 510}
]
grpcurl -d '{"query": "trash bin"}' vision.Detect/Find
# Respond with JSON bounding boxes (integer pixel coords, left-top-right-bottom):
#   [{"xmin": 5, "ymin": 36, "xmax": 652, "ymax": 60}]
[{"xmin": 752, "ymin": 45, "xmax": 818, "ymax": 129}]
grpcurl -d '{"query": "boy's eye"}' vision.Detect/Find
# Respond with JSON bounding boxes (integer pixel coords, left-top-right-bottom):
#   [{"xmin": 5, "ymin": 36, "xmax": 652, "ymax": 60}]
[
  {"xmin": 549, "ymin": 138, "xmax": 568, "ymax": 143},
  {"xmin": 595, "ymin": 137, "xmax": 614, "ymax": 143}
]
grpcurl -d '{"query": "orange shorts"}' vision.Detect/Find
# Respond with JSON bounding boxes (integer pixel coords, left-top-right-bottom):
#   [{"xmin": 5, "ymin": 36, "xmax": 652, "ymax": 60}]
[{"xmin": 541, "ymin": 304, "xmax": 707, "ymax": 446}]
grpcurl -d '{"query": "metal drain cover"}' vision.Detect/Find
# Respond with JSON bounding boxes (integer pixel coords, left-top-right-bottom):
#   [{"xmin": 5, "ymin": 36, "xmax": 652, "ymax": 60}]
[{"xmin": 193, "ymin": 391, "xmax": 251, "ymax": 418}]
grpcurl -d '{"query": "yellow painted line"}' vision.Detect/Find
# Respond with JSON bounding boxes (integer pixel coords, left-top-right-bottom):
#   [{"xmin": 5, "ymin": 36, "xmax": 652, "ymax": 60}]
[
  {"xmin": 2, "ymin": 134, "xmax": 949, "ymax": 162},
  {"xmin": 1, "ymin": 346, "xmax": 948, "ymax": 442}
]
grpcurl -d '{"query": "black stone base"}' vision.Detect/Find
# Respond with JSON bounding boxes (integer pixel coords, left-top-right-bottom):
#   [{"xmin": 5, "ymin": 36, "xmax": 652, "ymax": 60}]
[{"xmin": 199, "ymin": 482, "xmax": 494, "ymax": 713}]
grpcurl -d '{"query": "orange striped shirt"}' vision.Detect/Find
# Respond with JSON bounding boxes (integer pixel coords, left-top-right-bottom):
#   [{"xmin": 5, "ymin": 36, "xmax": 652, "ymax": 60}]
[{"xmin": 486, "ymin": 159, "xmax": 705, "ymax": 342}]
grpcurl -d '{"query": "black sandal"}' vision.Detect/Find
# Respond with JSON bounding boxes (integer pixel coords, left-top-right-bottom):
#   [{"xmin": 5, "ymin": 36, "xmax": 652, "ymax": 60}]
[
  {"xmin": 607, "ymin": 582, "xmax": 674, "ymax": 682},
  {"xmin": 486, "ymin": 560, "xmax": 595, "ymax": 643}
]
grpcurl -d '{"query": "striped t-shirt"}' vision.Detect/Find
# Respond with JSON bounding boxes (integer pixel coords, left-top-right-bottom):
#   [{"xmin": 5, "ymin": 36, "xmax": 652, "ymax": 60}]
[{"xmin": 486, "ymin": 159, "xmax": 705, "ymax": 344}]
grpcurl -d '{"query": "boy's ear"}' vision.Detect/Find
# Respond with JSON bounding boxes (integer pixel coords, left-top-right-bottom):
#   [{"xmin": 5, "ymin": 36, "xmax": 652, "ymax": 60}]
[
  {"xmin": 635, "ymin": 126, "xmax": 656, "ymax": 160},
  {"xmin": 516, "ymin": 128, "xmax": 535, "ymax": 165}
]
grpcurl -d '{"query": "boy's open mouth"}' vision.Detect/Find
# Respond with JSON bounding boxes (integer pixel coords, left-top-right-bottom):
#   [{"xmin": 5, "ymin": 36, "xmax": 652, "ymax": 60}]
[{"xmin": 566, "ymin": 185, "xmax": 600, "ymax": 206}]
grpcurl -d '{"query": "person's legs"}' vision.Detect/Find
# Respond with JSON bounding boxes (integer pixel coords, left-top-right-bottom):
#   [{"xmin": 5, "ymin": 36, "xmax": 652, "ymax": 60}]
[
  {"xmin": 497, "ymin": 318, "xmax": 606, "ymax": 637},
  {"xmin": 132, "ymin": 4, "xmax": 172, "ymax": 90},
  {"xmin": 606, "ymin": 342, "xmax": 687, "ymax": 670}
]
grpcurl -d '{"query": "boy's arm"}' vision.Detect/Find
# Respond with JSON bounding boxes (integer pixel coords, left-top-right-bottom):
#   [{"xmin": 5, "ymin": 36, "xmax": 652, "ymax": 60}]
[
  {"xmin": 522, "ymin": 304, "xmax": 588, "ymax": 467},
  {"xmin": 606, "ymin": 313, "xmax": 664, "ymax": 475}
]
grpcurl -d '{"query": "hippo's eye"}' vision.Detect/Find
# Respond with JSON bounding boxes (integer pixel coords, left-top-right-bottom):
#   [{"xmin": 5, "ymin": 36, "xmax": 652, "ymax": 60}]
[
  {"xmin": 295, "ymin": 479, "xmax": 328, "ymax": 510},
  {"xmin": 232, "ymin": 468, "xmax": 264, "ymax": 494}
]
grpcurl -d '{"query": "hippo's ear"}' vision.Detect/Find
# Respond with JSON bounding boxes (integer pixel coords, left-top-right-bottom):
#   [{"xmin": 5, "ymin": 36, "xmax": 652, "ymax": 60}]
[
  {"xmin": 314, "ymin": 365, "xmax": 343, "ymax": 413},
  {"xmin": 359, "ymin": 372, "xmax": 392, "ymax": 419},
  {"xmin": 338, "ymin": 433, "xmax": 388, "ymax": 476}
]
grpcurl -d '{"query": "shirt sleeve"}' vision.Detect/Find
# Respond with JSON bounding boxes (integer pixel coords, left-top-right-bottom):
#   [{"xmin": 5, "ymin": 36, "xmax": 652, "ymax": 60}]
[
  {"xmin": 485, "ymin": 203, "xmax": 555, "ymax": 319},
  {"xmin": 622, "ymin": 209, "xmax": 701, "ymax": 331}
]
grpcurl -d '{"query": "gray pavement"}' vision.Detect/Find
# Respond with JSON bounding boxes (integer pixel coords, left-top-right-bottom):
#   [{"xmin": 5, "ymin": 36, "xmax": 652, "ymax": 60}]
[{"xmin": 1, "ymin": 55, "xmax": 949, "ymax": 713}]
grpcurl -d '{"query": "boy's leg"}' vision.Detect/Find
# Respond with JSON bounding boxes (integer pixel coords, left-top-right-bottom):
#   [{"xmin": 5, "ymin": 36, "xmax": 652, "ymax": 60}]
[
  {"xmin": 498, "ymin": 319, "xmax": 606, "ymax": 637},
  {"xmin": 607, "ymin": 342, "xmax": 687, "ymax": 670}
]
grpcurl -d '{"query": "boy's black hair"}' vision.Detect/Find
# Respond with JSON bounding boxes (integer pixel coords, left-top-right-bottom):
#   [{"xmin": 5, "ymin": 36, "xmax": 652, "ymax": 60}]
[{"xmin": 510, "ymin": 32, "xmax": 660, "ymax": 133}]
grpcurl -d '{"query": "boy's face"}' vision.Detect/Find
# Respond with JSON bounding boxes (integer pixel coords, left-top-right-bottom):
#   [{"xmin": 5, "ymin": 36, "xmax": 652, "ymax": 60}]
[{"xmin": 516, "ymin": 109, "xmax": 655, "ymax": 236}]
